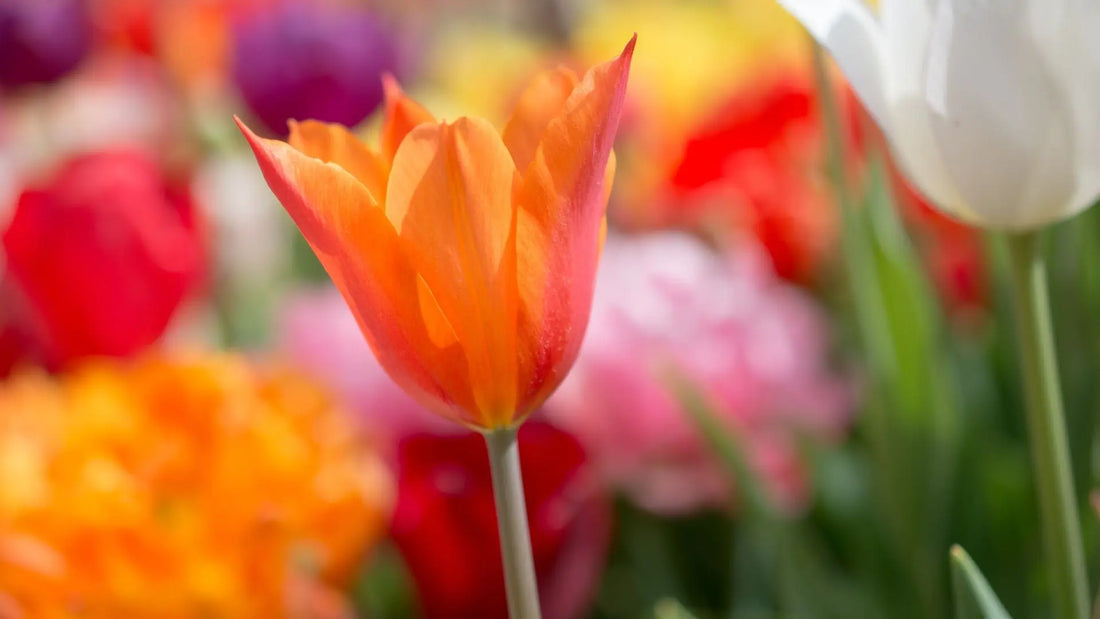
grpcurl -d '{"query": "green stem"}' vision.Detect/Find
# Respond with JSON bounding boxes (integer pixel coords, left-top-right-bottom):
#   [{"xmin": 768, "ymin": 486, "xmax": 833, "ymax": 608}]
[
  {"xmin": 484, "ymin": 427, "xmax": 542, "ymax": 619},
  {"xmin": 813, "ymin": 42, "xmax": 943, "ymax": 617},
  {"xmin": 1006, "ymin": 231, "xmax": 1089, "ymax": 619},
  {"xmin": 811, "ymin": 44, "xmax": 851, "ymax": 207}
]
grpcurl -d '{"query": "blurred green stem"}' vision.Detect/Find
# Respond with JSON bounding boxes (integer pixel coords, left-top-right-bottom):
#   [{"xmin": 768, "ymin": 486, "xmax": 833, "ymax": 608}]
[
  {"xmin": 485, "ymin": 427, "xmax": 542, "ymax": 619},
  {"xmin": 811, "ymin": 45, "xmax": 850, "ymax": 205},
  {"xmin": 1006, "ymin": 231, "xmax": 1088, "ymax": 619},
  {"xmin": 813, "ymin": 41, "xmax": 943, "ymax": 617}
]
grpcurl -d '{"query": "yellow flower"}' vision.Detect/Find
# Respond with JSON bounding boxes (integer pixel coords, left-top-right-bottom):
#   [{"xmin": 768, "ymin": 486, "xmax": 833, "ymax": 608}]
[
  {"xmin": 571, "ymin": 0, "xmax": 812, "ymax": 227},
  {"xmin": 419, "ymin": 21, "xmax": 552, "ymax": 124},
  {"xmin": 0, "ymin": 353, "xmax": 392, "ymax": 617},
  {"xmin": 574, "ymin": 0, "xmax": 807, "ymax": 134}
]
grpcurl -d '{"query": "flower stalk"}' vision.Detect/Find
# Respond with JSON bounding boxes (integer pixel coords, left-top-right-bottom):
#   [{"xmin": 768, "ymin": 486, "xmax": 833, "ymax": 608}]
[
  {"xmin": 1006, "ymin": 231, "xmax": 1089, "ymax": 619},
  {"xmin": 485, "ymin": 427, "xmax": 542, "ymax": 619}
]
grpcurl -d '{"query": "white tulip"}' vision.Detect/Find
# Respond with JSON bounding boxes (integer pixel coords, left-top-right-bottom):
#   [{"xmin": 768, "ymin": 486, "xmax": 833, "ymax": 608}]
[{"xmin": 777, "ymin": 0, "xmax": 1100, "ymax": 230}]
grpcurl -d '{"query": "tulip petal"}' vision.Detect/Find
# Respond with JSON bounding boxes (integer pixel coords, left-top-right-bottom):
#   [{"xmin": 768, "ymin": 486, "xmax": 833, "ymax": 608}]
[
  {"xmin": 380, "ymin": 75, "xmax": 435, "ymax": 164},
  {"xmin": 601, "ymin": 150, "xmax": 617, "ymax": 214},
  {"xmin": 236, "ymin": 117, "xmax": 478, "ymax": 424},
  {"xmin": 502, "ymin": 66, "xmax": 579, "ymax": 171},
  {"xmin": 386, "ymin": 117, "xmax": 520, "ymax": 426},
  {"xmin": 514, "ymin": 35, "xmax": 633, "ymax": 410},
  {"xmin": 854, "ymin": 0, "xmax": 966, "ymax": 221},
  {"xmin": 416, "ymin": 276, "xmax": 460, "ymax": 349},
  {"xmin": 288, "ymin": 120, "xmax": 389, "ymax": 202},
  {"xmin": 776, "ymin": 0, "xmax": 887, "ymax": 128},
  {"xmin": 237, "ymin": 117, "xmax": 378, "ymax": 256},
  {"xmin": 1058, "ymin": 2, "xmax": 1100, "ymax": 211},
  {"xmin": 922, "ymin": 1, "xmax": 1075, "ymax": 228},
  {"xmin": 880, "ymin": 0, "xmax": 934, "ymax": 103}
]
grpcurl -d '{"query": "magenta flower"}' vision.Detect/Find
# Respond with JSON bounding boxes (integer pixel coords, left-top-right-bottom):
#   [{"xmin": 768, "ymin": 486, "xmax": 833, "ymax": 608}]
[
  {"xmin": 545, "ymin": 232, "xmax": 854, "ymax": 515},
  {"xmin": 231, "ymin": 1, "xmax": 399, "ymax": 135},
  {"xmin": 0, "ymin": 0, "xmax": 91, "ymax": 89}
]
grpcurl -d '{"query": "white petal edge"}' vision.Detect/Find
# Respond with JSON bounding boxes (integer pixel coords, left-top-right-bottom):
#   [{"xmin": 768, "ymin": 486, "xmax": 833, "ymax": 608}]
[
  {"xmin": 1067, "ymin": 0, "xmax": 1100, "ymax": 214},
  {"xmin": 773, "ymin": 0, "xmax": 888, "ymax": 129}
]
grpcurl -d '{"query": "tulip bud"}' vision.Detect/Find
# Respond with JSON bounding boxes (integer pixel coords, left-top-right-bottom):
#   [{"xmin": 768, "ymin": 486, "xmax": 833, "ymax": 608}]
[
  {"xmin": 237, "ymin": 38, "xmax": 634, "ymax": 429},
  {"xmin": 778, "ymin": 0, "xmax": 1100, "ymax": 230}
]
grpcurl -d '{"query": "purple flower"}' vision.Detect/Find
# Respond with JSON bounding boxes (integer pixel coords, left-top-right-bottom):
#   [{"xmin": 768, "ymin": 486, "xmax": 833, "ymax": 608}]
[
  {"xmin": 544, "ymin": 232, "xmax": 855, "ymax": 515},
  {"xmin": 0, "ymin": 0, "xmax": 92, "ymax": 89},
  {"xmin": 231, "ymin": 2, "xmax": 399, "ymax": 135}
]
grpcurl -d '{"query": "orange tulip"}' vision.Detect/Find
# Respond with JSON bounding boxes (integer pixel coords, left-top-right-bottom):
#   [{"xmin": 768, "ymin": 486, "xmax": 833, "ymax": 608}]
[{"xmin": 238, "ymin": 36, "xmax": 635, "ymax": 430}]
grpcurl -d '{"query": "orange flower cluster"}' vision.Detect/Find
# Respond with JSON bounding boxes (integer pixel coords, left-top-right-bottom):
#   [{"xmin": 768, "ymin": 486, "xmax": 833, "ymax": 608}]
[{"xmin": 0, "ymin": 354, "xmax": 392, "ymax": 618}]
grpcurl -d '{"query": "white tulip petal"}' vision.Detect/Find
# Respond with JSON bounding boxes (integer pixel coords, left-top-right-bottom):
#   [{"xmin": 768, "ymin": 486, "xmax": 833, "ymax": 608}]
[
  {"xmin": 1020, "ymin": 0, "xmax": 1099, "ymax": 217},
  {"xmin": 875, "ymin": 0, "xmax": 966, "ymax": 220},
  {"xmin": 1067, "ymin": 1, "xmax": 1100, "ymax": 212},
  {"xmin": 886, "ymin": 98, "xmax": 972, "ymax": 222},
  {"xmin": 879, "ymin": 0, "xmax": 934, "ymax": 103},
  {"xmin": 1025, "ymin": 0, "xmax": 1066, "ymax": 42},
  {"xmin": 921, "ymin": 0, "xmax": 1075, "ymax": 228},
  {"xmin": 781, "ymin": 0, "xmax": 1099, "ymax": 229},
  {"xmin": 773, "ymin": 0, "xmax": 888, "ymax": 128}
]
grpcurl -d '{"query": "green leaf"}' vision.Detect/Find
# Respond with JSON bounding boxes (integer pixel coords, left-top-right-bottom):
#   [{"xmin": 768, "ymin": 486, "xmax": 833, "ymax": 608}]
[
  {"xmin": 654, "ymin": 599, "xmax": 701, "ymax": 619},
  {"xmin": 350, "ymin": 542, "xmax": 419, "ymax": 619},
  {"xmin": 950, "ymin": 545, "xmax": 1012, "ymax": 619}
]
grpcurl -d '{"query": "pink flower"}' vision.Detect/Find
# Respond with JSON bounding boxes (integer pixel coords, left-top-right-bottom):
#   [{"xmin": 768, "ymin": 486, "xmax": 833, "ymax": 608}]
[
  {"xmin": 277, "ymin": 286, "xmax": 454, "ymax": 444},
  {"xmin": 544, "ymin": 232, "xmax": 853, "ymax": 515}
]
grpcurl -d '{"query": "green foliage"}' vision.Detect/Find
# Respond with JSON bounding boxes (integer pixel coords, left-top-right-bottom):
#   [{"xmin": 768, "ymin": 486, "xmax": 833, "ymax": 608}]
[
  {"xmin": 950, "ymin": 545, "xmax": 1012, "ymax": 619},
  {"xmin": 351, "ymin": 543, "xmax": 420, "ymax": 619},
  {"xmin": 581, "ymin": 127, "xmax": 1100, "ymax": 619},
  {"xmin": 654, "ymin": 599, "xmax": 701, "ymax": 619}
]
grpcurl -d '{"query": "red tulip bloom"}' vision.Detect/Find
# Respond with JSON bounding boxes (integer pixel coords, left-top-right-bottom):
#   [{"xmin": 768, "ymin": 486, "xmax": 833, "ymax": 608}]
[
  {"xmin": 657, "ymin": 72, "xmax": 837, "ymax": 282},
  {"xmin": 391, "ymin": 422, "xmax": 610, "ymax": 619},
  {"xmin": 655, "ymin": 70, "xmax": 867, "ymax": 283},
  {"xmin": 1, "ymin": 150, "xmax": 205, "ymax": 368}
]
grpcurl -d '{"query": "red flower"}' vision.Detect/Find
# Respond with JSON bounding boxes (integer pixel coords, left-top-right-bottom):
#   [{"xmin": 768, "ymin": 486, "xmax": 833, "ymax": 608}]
[
  {"xmin": 661, "ymin": 71, "xmax": 844, "ymax": 283},
  {"xmin": 390, "ymin": 422, "xmax": 610, "ymax": 619},
  {"xmin": 1, "ymin": 150, "xmax": 205, "ymax": 368},
  {"xmin": 660, "ymin": 66, "xmax": 986, "ymax": 311}
]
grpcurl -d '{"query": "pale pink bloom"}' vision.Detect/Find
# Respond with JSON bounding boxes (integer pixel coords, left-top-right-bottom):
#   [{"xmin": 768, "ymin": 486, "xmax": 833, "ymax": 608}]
[
  {"xmin": 545, "ymin": 232, "xmax": 853, "ymax": 515},
  {"xmin": 4, "ymin": 55, "xmax": 180, "ymax": 174}
]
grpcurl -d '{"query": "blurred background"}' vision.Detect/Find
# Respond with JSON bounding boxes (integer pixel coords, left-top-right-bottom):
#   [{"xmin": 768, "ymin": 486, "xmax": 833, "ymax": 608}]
[{"xmin": 1, "ymin": 0, "xmax": 1099, "ymax": 617}]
